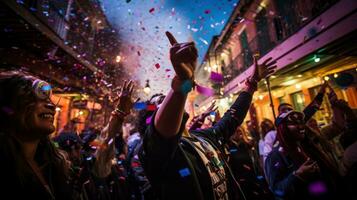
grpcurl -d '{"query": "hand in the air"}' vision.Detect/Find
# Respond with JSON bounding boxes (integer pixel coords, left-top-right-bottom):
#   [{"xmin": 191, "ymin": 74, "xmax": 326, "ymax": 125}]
[
  {"xmin": 166, "ymin": 31, "xmax": 198, "ymax": 80},
  {"xmin": 115, "ymin": 80, "xmax": 138, "ymax": 114},
  {"xmin": 252, "ymin": 56, "xmax": 277, "ymax": 82}
]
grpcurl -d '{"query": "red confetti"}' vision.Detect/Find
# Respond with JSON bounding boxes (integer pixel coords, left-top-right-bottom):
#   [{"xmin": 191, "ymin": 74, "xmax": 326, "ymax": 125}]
[
  {"xmin": 165, "ymin": 69, "xmax": 171, "ymax": 72},
  {"xmin": 147, "ymin": 104, "xmax": 157, "ymax": 111},
  {"xmin": 149, "ymin": 8, "xmax": 155, "ymax": 13},
  {"xmin": 204, "ymin": 9, "xmax": 211, "ymax": 14},
  {"xmin": 137, "ymin": 51, "xmax": 141, "ymax": 56},
  {"xmin": 155, "ymin": 63, "xmax": 160, "ymax": 69}
]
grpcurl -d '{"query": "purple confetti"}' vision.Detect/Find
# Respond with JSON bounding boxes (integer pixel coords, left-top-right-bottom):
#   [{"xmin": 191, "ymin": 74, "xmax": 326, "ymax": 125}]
[
  {"xmin": 309, "ymin": 181, "xmax": 327, "ymax": 195},
  {"xmin": 210, "ymin": 71, "xmax": 224, "ymax": 82},
  {"xmin": 274, "ymin": 162, "xmax": 280, "ymax": 167},
  {"xmin": 146, "ymin": 116, "xmax": 152, "ymax": 125},
  {"xmin": 196, "ymin": 84, "xmax": 215, "ymax": 97}
]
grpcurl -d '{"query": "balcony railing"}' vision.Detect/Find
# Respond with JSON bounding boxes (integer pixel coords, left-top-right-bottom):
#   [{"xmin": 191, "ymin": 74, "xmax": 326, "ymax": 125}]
[
  {"xmin": 222, "ymin": 0, "xmax": 339, "ymax": 84},
  {"xmin": 15, "ymin": 0, "xmax": 97, "ymax": 64}
]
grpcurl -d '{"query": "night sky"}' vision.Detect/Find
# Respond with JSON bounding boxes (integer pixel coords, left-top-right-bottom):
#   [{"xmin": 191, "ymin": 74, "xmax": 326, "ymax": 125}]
[{"xmin": 100, "ymin": 0, "xmax": 238, "ymax": 96}]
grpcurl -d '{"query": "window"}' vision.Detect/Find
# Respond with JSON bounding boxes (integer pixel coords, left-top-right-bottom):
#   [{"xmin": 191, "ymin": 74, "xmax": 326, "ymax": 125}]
[
  {"xmin": 255, "ymin": 8, "xmax": 273, "ymax": 55},
  {"xmin": 290, "ymin": 91, "xmax": 305, "ymax": 112},
  {"xmin": 239, "ymin": 30, "xmax": 253, "ymax": 70}
]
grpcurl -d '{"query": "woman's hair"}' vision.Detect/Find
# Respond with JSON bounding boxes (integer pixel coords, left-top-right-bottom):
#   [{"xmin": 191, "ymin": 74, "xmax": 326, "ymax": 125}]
[
  {"xmin": 0, "ymin": 71, "xmax": 69, "ymax": 185},
  {"xmin": 260, "ymin": 118, "xmax": 275, "ymax": 136},
  {"xmin": 231, "ymin": 126, "xmax": 252, "ymax": 145}
]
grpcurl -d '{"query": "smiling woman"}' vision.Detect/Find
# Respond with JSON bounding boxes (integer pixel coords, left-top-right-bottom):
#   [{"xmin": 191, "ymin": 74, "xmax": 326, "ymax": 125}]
[{"xmin": 0, "ymin": 71, "xmax": 71, "ymax": 199}]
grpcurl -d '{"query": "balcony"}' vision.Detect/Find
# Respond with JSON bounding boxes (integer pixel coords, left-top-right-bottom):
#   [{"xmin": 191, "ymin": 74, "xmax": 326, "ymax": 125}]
[
  {"xmin": 222, "ymin": 0, "xmax": 339, "ymax": 84},
  {"xmin": 13, "ymin": 0, "xmax": 97, "ymax": 64}
]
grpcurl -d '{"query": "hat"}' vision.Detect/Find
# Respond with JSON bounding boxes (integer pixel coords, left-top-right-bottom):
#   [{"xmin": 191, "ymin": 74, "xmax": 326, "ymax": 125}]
[{"xmin": 275, "ymin": 110, "xmax": 305, "ymax": 126}]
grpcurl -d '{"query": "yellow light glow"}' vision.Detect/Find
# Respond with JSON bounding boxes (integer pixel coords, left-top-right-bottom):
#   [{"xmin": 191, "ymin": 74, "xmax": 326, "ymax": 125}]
[
  {"xmin": 281, "ymin": 79, "xmax": 297, "ymax": 86},
  {"xmin": 258, "ymin": 95, "xmax": 264, "ymax": 100},
  {"xmin": 297, "ymin": 74, "xmax": 302, "ymax": 78},
  {"xmin": 295, "ymin": 84, "xmax": 301, "ymax": 89},
  {"xmin": 55, "ymin": 107, "xmax": 61, "ymax": 112},
  {"xmin": 143, "ymin": 87, "xmax": 151, "ymax": 94},
  {"xmin": 324, "ymin": 76, "xmax": 330, "ymax": 81},
  {"xmin": 115, "ymin": 55, "xmax": 121, "ymax": 63},
  {"xmin": 334, "ymin": 73, "xmax": 338, "ymax": 78}
]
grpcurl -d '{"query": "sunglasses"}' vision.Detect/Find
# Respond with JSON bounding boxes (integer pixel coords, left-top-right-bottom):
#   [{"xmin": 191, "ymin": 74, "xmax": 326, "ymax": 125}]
[{"xmin": 32, "ymin": 79, "xmax": 52, "ymax": 100}]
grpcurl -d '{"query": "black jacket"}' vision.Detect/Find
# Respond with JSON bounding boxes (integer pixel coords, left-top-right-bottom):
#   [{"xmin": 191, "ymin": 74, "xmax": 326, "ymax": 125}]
[{"xmin": 140, "ymin": 92, "xmax": 253, "ymax": 200}]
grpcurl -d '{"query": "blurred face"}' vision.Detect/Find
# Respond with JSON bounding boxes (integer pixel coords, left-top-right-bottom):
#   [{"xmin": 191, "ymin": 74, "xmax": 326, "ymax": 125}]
[
  {"xmin": 262, "ymin": 120, "xmax": 274, "ymax": 134},
  {"xmin": 279, "ymin": 104, "xmax": 293, "ymax": 115},
  {"xmin": 16, "ymin": 80, "xmax": 55, "ymax": 139},
  {"xmin": 25, "ymin": 99, "xmax": 56, "ymax": 137},
  {"xmin": 231, "ymin": 127, "xmax": 244, "ymax": 141},
  {"xmin": 286, "ymin": 112, "xmax": 305, "ymax": 141}
]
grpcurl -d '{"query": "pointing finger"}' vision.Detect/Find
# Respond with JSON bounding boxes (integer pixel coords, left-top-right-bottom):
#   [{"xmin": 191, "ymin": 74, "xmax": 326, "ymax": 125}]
[{"xmin": 166, "ymin": 31, "xmax": 178, "ymax": 46}]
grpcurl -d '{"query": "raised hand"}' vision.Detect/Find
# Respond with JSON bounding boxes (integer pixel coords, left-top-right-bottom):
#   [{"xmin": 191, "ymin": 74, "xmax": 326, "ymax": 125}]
[
  {"xmin": 295, "ymin": 158, "xmax": 320, "ymax": 180},
  {"xmin": 252, "ymin": 56, "xmax": 277, "ymax": 82},
  {"xmin": 115, "ymin": 80, "xmax": 138, "ymax": 114},
  {"xmin": 166, "ymin": 31, "xmax": 198, "ymax": 80}
]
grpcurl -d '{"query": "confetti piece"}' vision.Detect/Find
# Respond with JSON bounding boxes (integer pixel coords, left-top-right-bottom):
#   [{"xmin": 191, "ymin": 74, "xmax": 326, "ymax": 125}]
[
  {"xmin": 309, "ymin": 181, "xmax": 327, "ymax": 195},
  {"xmin": 243, "ymin": 164, "xmax": 251, "ymax": 170},
  {"xmin": 196, "ymin": 84, "xmax": 215, "ymax": 97},
  {"xmin": 274, "ymin": 162, "xmax": 280, "ymax": 167},
  {"xmin": 108, "ymin": 138, "xmax": 114, "ymax": 145},
  {"xmin": 274, "ymin": 190, "xmax": 284, "ymax": 197},
  {"xmin": 204, "ymin": 9, "xmax": 211, "ymax": 14},
  {"xmin": 199, "ymin": 37, "xmax": 208, "ymax": 45},
  {"xmin": 179, "ymin": 168, "xmax": 191, "ymax": 177},
  {"xmin": 210, "ymin": 71, "xmax": 224, "ymax": 82},
  {"xmin": 229, "ymin": 148, "xmax": 238, "ymax": 153},
  {"xmin": 146, "ymin": 116, "xmax": 152, "ymax": 125},
  {"xmin": 134, "ymin": 102, "xmax": 147, "ymax": 110},
  {"xmin": 149, "ymin": 8, "xmax": 155, "ymax": 13},
  {"xmin": 155, "ymin": 63, "xmax": 160, "ymax": 69},
  {"xmin": 165, "ymin": 69, "xmax": 171, "ymax": 72},
  {"xmin": 146, "ymin": 104, "xmax": 157, "ymax": 111}
]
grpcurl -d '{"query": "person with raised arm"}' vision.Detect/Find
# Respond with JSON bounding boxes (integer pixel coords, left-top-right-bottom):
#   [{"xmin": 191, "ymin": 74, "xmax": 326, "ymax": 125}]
[{"xmin": 140, "ymin": 31, "xmax": 276, "ymax": 200}]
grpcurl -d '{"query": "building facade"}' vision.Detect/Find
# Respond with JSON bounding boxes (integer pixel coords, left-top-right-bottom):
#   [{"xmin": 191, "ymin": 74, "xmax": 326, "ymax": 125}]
[
  {"xmin": 0, "ymin": 0, "xmax": 126, "ymax": 134},
  {"xmin": 195, "ymin": 0, "xmax": 357, "ymax": 127}
]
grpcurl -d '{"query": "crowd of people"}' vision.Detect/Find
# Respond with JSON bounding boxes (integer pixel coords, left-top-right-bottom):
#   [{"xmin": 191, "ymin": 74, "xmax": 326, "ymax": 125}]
[{"xmin": 0, "ymin": 31, "xmax": 356, "ymax": 200}]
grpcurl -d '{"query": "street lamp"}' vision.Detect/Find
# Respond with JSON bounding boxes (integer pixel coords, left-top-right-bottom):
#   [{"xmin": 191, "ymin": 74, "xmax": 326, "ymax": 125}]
[{"xmin": 144, "ymin": 80, "xmax": 151, "ymax": 95}]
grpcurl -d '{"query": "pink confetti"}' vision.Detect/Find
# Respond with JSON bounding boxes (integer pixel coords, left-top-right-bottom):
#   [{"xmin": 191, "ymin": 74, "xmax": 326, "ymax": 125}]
[
  {"xmin": 204, "ymin": 9, "xmax": 211, "ymax": 14},
  {"xmin": 243, "ymin": 164, "xmax": 251, "ymax": 171},
  {"xmin": 165, "ymin": 69, "xmax": 171, "ymax": 72},
  {"xmin": 149, "ymin": 8, "xmax": 155, "ymax": 13},
  {"xmin": 155, "ymin": 63, "xmax": 160, "ymax": 69}
]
